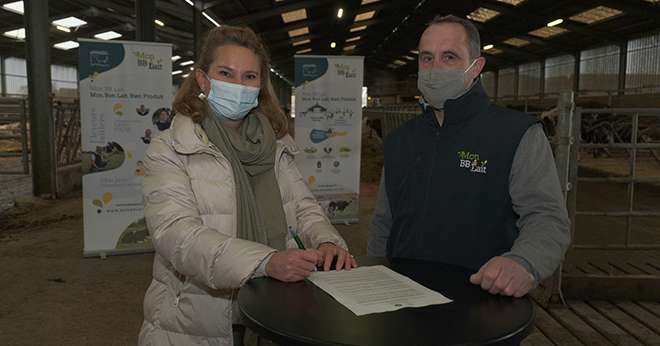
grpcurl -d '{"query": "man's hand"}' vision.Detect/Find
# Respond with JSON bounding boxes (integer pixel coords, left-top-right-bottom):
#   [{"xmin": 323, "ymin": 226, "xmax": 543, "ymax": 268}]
[
  {"xmin": 469, "ymin": 256, "xmax": 535, "ymax": 297},
  {"xmin": 265, "ymin": 249, "xmax": 322, "ymax": 282},
  {"xmin": 317, "ymin": 243, "xmax": 358, "ymax": 271}
]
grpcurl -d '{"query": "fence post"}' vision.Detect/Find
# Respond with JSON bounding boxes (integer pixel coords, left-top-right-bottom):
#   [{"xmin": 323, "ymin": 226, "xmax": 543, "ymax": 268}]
[
  {"xmin": 20, "ymin": 98, "xmax": 29, "ymax": 174},
  {"xmin": 533, "ymin": 91, "xmax": 576, "ymax": 307},
  {"xmin": 555, "ymin": 91, "xmax": 575, "ymax": 200}
]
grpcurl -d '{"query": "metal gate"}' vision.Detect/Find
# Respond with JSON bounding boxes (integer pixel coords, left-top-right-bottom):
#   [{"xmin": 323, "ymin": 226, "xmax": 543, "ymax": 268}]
[
  {"xmin": 571, "ymin": 107, "xmax": 660, "ymax": 250},
  {"xmin": 0, "ymin": 97, "xmax": 29, "ymax": 175}
]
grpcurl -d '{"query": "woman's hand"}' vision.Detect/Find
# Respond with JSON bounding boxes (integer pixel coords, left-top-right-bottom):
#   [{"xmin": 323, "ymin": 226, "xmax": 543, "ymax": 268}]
[
  {"xmin": 266, "ymin": 249, "xmax": 321, "ymax": 282},
  {"xmin": 317, "ymin": 243, "xmax": 358, "ymax": 271}
]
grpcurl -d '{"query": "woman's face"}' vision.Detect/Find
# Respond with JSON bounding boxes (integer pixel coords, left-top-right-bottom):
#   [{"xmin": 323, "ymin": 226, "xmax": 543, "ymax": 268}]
[{"xmin": 196, "ymin": 44, "xmax": 262, "ymax": 95}]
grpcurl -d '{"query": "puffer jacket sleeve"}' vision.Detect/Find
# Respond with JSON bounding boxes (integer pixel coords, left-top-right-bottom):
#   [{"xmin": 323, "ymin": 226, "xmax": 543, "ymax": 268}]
[
  {"xmin": 142, "ymin": 136, "xmax": 276, "ymax": 290},
  {"xmin": 280, "ymin": 151, "xmax": 349, "ymax": 250}
]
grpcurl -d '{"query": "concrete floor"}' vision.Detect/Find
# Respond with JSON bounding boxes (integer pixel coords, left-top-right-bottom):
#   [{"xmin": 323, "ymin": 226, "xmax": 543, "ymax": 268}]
[{"xmin": 0, "ymin": 184, "xmax": 377, "ymax": 345}]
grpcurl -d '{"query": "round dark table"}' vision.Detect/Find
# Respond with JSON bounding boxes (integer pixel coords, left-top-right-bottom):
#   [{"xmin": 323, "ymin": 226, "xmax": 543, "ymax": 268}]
[{"xmin": 238, "ymin": 257, "xmax": 535, "ymax": 346}]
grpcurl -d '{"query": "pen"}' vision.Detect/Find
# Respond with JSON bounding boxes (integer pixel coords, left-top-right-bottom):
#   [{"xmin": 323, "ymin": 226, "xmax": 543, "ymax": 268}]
[
  {"xmin": 289, "ymin": 226, "xmax": 317, "ymax": 271},
  {"xmin": 289, "ymin": 226, "xmax": 305, "ymax": 250}
]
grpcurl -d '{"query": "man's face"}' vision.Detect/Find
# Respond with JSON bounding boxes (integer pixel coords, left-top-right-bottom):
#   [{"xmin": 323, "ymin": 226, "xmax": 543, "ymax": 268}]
[{"xmin": 418, "ymin": 23, "xmax": 484, "ymax": 88}]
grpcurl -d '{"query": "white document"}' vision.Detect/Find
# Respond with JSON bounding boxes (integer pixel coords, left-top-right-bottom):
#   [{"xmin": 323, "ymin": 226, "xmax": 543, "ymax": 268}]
[{"xmin": 307, "ymin": 265, "xmax": 452, "ymax": 316}]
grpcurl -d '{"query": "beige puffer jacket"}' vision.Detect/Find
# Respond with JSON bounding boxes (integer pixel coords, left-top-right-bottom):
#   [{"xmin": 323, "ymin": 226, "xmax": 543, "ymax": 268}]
[{"xmin": 138, "ymin": 114, "xmax": 347, "ymax": 345}]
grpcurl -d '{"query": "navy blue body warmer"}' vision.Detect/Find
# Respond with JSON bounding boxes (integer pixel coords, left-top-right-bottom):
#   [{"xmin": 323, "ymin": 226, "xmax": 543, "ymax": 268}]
[{"xmin": 384, "ymin": 82, "xmax": 537, "ymax": 270}]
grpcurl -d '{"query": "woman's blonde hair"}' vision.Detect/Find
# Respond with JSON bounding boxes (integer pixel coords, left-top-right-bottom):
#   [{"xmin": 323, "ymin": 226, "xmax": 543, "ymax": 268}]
[{"xmin": 173, "ymin": 26, "xmax": 288, "ymax": 138}]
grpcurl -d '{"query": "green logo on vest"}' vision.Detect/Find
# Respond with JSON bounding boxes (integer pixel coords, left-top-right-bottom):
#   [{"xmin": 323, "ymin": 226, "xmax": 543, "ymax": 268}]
[{"xmin": 457, "ymin": 150, "xmax": 488, "ymax": 174}]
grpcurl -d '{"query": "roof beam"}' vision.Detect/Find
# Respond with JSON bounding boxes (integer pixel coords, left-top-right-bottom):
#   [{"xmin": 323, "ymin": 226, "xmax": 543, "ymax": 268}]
[
  {"xmin": 599, "ymin": 0, "xmax": 660, "ymax": 20},
  {"xmin": 266, "ymin": 16, "xmax": 390, "ymax": 51},
  {"xmin": 0, "ymin": 8, "xmax": 93, "ymax": 32},
  {"xmin": 227, "ymin": 0, "xmax": 335, "ymax": 25},
  {"xmin": 472, "ymin": 22, "xmax": 582, "ymax": 52},
  {"xmin": 480, "ymin": 0, "xmax": 626, "ymax": 43},
  {"xmin": 201, "ymin": 0, "xmax": 229, "ymax": 10}
]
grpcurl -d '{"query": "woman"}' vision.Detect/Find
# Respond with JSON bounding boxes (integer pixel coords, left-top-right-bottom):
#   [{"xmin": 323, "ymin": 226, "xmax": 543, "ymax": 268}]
[{"xmin": 138, "ymin": 26, "xmax": 357, "ymax": 345}]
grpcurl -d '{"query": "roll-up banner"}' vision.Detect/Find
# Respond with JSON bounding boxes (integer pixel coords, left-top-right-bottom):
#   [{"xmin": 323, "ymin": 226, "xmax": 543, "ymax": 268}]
[
  {"xmin": 79, "ymin": 39, "xmax": 172, "ymax": 257},
  {"xmin": 294, "ymin": 55, "xmax": 364, "ymax": 224}
]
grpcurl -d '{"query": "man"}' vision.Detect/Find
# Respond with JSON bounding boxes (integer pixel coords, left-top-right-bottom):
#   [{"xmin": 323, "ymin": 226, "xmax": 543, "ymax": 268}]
[{"xmin": 367, "ymin": 15, "xmax": 571, "ymax": 298}]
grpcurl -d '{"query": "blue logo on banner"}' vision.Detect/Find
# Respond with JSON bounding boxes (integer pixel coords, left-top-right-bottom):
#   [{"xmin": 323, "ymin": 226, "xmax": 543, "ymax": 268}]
[
  {"xmin": 79, "ymin": 41, "xmax": 125, "ymax": 81},
  {"xmin": 294, "ymin": 57, "xmax": 328, "ymax": 87},
  {"xmin": 310, "ymin": 129, "xmax": 332, "ymax": 143}
]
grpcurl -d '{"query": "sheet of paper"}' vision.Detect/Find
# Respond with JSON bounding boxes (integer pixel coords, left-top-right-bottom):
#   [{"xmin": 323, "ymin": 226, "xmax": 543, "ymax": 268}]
[{"xmin": 307, "ymin": 265, "xmax": 452, "ymax": 316}]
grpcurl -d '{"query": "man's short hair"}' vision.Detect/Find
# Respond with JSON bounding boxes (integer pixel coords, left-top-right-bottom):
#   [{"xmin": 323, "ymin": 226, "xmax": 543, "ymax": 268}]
[{"xmin": 427, "ymin": 15, "xmax": 481, "ymax": 59}]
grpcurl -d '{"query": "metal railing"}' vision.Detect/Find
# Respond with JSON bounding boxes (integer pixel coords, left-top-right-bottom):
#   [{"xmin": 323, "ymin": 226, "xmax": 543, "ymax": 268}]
[
  {"xmin": 363, "ymin": 104, "xmax": 419, "ymax": 139},
  {"xmin": 0, "ymin": 97, "xmax": 29, "ymax": 174},
  {"xmin": 572, "ymin": 107, "xmax": 660, "ymax": 250},
  {"xmin": 53, "ymin": 98, "xmax": 81, "ymax": 167},
  {"xmin": 495, "ymin": 85, "xmax": 660, "ymax": 111},
  {"xmin": 0, "ymin": 97, "xmax": 81, "ymax": 175}
]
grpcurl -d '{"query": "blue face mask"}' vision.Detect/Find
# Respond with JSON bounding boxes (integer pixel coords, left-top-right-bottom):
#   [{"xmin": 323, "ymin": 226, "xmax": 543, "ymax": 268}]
[{"xmin": 205, "ymin": 77, "xmax": 260, "ymax": 120}]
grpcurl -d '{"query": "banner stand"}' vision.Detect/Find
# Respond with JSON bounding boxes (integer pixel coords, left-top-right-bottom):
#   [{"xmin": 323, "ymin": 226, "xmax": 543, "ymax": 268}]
[
  {"xmin": 79, "ymin": 39, "xmax": 172, "ymax": 257},
  {"xmin": 293, "ymin": 55, "xmax": 364, "ymax": 224},
  {"xmin": 83, "ymin": 247, "xmax": 153, "ymax": 259}
]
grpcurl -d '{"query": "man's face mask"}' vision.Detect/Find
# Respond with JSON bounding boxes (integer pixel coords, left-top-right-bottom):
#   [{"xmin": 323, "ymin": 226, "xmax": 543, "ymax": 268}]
[
  {"xmin": 417, "ymin": 59, "xmax": 478, "ymax": 110},
  {"xmin": 155, "ymin": 120, "xmax": 171, "ymax": 131},
  {"xmin": 203, "ymin": 73, "xmax": 260, "ymax": 121}
]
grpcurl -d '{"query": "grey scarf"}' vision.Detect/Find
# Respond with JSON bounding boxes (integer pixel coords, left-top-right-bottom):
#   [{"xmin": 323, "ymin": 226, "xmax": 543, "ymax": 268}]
[{"xmin": 201, "ymin": 112, "xmax": 287, "ymax": 250}]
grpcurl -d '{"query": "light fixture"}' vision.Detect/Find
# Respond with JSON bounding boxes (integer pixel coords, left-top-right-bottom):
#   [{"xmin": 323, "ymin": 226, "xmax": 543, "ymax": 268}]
[
  {"xmin": 346, "ymin": 36, "xmax": 360, "ymax": 42},
  {"xmin": 180, "ymin": 60, "xmax": 194, "ymax": 66},
  {"xmin": 56, "ymin": 25, "xmax": 71, "ymax": 33},
  {"xmin": 337, "ymin": 8, "xmax": 344, "ymax": 18},
  {"xmin": 343, "ymin": 45, "xmax": 356, "ymax": 51},
  {"xmin": 467, "ymin": 8, "xmax": 500, "ymax": 23},
  {"xmin": 184, "ymin": 0, "xmax": 194, "ymax": 6},
  {"xmin": 52, "ymin": 16, "xmax": 87, "ymax": 28},
  {"xmin": 503, "ymin": 37, "xmax": 530, "ymax": 47},
  {"xmin": 270, "ymin": 67, "xmax": 275, "ymax": 72},
  {"xmin": 355, "ymin": 10, "xmax": 376, "ymax": 22},
  {"xmin": 296, "ymin": 48, "xmax": 312, "ymax": 54},
  {"xmin": 94, "ymin": 31, "xmax": 122, "ymax": 40},
  {"xmin": 496, "ymin": 0, "xmax": 525, "ymax": 5},
  {"xmin": 393, "ymin": 60, "xmax": 406, "ymax": 65},
  {"xmin": 350, "ymin": 25, "xmax": 367, "ymax": 32},
  {"xmin": 529, "ymin": 26, "xmax": 568, "ymax": 38},
  {"xmin": 3, "ymin": 28, "xmax": 25, "ymax": 40},
  {"xmin": 189, "ymin": 67, "xmax": 194, "ymax": 71},
  {"xmin": 281, "ymin": 8, "xmax": 307, "ymax": 23},
  {"xmin": 171, "ymin": 55, "xmax": 181, "ymax": 61},
  {"xmin": 361, "ymin": 0, "xmax": 380, "ymax": 4},
  {"xmin": 154, "ymin": 19, "xmax": 165, "ymax": 26},
  {"xmin": 172, "ymin": 70, "xmax": 183, "ymax": 75},
  {"xmin": 1, "ymin": 1, "xmax": 24, "ymax": 15},
  {"xmin": 182, "ymin": 73, "xmax": 190, "ymax": 78},
  {"xmin": 403, "ymin": 55, "xmax": 415, "ymax": 61},
  {"xmin": 547, "ymin": 18, "xmax": 563, "ymax": 27},
  {"xmin": 53, "ymin": 40, "xmax": 79, "ymax": 50},
  {"xmin": 483, "ymin": 44, "xmax": 494, "ymax": 50},
  {"xmin": 288, "ymin": 27, "xmax": 309, "ymax": 37},
  {"xmin": 293, "ymin": 39, "xmax": 310, "ymax": 46},
  {"xmin": 410, "ymin": 49, "xmax": 419, "ymax": 54},
  {"xmin": 330, "ymin": 42, "xmax": 336, "ymax": 48},
  {"xmin": 202, "ymin": 11, "xmax": 220, "ymax": 27},
  {"xmin": 569, "ymin": 6, "xmax": 623, "ymax": 24}
]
